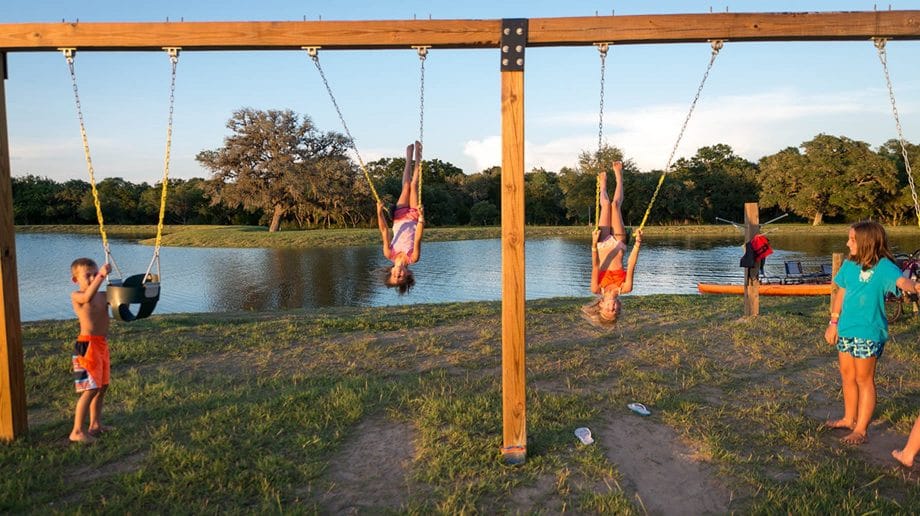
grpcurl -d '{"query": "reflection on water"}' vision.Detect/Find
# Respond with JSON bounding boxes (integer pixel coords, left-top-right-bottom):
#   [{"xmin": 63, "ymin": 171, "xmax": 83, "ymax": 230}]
[{"xmin": 17, "ymin": 231, "xmax": 920, "ymax": 321}]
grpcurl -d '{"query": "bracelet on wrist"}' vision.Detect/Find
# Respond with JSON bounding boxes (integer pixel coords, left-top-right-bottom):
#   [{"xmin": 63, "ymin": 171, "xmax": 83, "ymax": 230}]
[{"xmin": 829, "ymin": 320, "xmax": 838, "ymax": 326}]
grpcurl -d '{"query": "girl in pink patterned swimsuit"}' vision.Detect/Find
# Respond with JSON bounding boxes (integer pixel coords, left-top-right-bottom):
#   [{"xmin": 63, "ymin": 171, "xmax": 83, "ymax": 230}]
[
  {"xmin": 588, "ymin": 161, "xmax": 642, "ymax": 324},
  {"xmin": 377, "ymin": 141, "xmax": 425, "ymax": 294}
]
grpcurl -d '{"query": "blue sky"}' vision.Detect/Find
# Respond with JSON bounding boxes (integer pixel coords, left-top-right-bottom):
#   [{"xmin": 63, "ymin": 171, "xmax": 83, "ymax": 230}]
[{"xmin": 4, "ymin": 0, "xmax": 919, "ymax": 183}]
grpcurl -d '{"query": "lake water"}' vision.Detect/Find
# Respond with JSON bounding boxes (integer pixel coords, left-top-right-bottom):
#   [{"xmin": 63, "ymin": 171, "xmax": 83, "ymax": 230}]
[{"xmin": 14, "ymin": 231, "xmax": 920, "ymax": 321}]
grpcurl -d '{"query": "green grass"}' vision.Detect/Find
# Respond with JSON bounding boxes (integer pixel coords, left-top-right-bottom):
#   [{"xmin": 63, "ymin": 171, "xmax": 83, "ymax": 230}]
[
  {"xmin": 4, "ymin": 296, "xmax": 920, "ymax": 512},
  {"xmin": 18, "ymin": 223, "xmax": 920, "ymax": 249}
]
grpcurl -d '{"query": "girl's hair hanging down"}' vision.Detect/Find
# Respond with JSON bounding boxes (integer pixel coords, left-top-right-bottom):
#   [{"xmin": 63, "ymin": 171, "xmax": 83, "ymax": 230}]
[{"xmin": 382, "ymin": 267, "xmax": 416, "ymax": 295}]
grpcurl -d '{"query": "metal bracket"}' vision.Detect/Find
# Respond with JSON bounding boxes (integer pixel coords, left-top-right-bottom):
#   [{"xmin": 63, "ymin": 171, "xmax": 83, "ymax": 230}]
[
  {"xmin": 413, "ymin": 45, "xmax": 430, "ymax": 60},
  {"xmin": 500, "ymin": 18, "xmax": 528, "ymax": 71}
]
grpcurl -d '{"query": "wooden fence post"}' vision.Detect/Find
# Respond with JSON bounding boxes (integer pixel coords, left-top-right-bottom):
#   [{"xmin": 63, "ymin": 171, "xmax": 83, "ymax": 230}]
[{"xmin": 830, "ymin": 252, "xmax": 843, "ymax": 303}]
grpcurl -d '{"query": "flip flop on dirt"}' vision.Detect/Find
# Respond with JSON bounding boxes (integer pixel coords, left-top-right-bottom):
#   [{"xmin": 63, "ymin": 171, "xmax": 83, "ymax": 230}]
[
  {"xmin": 574, "ymin": 427, "xmax": 594, "ymax": 445},
  {"xmin": 627, "ymin": 403, "xmax": 651, "ymax": 416}
]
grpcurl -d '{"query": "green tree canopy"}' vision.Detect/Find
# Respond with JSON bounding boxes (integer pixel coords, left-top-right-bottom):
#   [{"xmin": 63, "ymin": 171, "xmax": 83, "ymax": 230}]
[
  {"xmin": 196, "ymin": 108, "xmax": 351, "ymax": 232},
  {"xmin": 878, "ymin": 138, "xmax": 920, "ymax": 226},
  {"xmin": 759, "ymin": 134, "xmax": 897, "ymax": 225},
  {"xmin": 12, "ymin": 175, "xmax": 58, "ymax": 224},
  {"xmin": 670, "ymin": 144, "xmax": 759, "ymax": 223}
]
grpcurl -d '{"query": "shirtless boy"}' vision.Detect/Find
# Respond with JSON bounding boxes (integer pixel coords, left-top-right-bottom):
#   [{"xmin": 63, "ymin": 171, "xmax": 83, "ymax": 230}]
[{"xmin": 69, "ymin": 258, "xmax": 112, "ymax": 443}]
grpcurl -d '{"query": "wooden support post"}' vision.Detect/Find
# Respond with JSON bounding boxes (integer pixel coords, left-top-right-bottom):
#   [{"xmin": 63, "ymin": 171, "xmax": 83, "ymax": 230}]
[
  {"xmin": 830, "ymin": 252, "xmax": 843, "ymax": 303},
  {"xmin": 0, "ymin": 52, "xmax": 28, "ymax": 441},
  {"xmin": 743, "ymin": 202, "xmax": 760, "ymax": 317},
  {"xmin": 500, "ymin": 19, "xmax": 527, "ymax": 465}
]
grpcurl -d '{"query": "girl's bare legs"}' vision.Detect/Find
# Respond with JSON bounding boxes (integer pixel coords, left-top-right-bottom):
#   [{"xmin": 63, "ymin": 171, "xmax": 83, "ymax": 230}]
[
  {"xmin": 409, "ymin": 141, "xmax": 421, "ymax": 209},
  {"xmin": 598, "ymin": 172, "xmax": 611, "ymax": 240},
  {"xmin": 610, "ymin": 162, "xmax": 626, "ymax": 240},
  {"xmin": 842, "ymin": 356, "xmax": 877, "ymax": 444},
  {"xmin": 893, "ymin": 414, "xmax": 920, "ymax": 467},
  {"xmin": 826, "ymin": 352, "xmax": 858, "ymax": 431},
  {"xmin": 396, "ymin": 143, "xmax": 414, "ymax": 208}
]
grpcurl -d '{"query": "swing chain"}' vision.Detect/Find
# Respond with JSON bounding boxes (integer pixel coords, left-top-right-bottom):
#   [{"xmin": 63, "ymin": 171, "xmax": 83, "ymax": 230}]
[
  {"xmin": 594, "ymin": 43, "xmax": 612, "ymax": 229},
  {"xmin": 415, "ymin": 46, "xmax": 429, "ymax": 147},
  {"xmin": 874, "ymin": 37, "xmax": 920, "ymax": 227},
  {"xmin": 305, "ymin": 47, "xmax": 381, "ymax": 203},
  {"xmin": 415, "ymin": 46, "xmax": 430, "ymax": 203},
  {"xmin": 637, "ymin": 39, "xmax": 723, "ymax": 232},
  {"xmin": 146, "ymin": 47, "xmax": 181, "ymax": 283},
  {"xmin": 664, "ymin": 39, "xmax": 722, "ymax": 172},
  {"xmin": 595, "ymin": 42, "xmax": 610, "ymax": 158},
  {"xmin": 61, "ymin": 47, "xmax": 123, "ymax": 279}
]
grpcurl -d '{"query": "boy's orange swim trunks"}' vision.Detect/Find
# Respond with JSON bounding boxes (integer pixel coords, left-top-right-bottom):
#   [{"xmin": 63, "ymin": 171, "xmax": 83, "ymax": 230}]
[{"xmin": 72, "ymin": 335, "xmax": 110, "ymax": 392}]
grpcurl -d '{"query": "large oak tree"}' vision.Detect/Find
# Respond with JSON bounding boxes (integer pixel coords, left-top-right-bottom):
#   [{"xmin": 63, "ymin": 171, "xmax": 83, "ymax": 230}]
[
  {"xmin": 759, "ymin": 134, "xmax": 897, "ymax": 225},
  {"xmin": 197, "ymin": 108, "xmax": 351, "ymax": 232}
]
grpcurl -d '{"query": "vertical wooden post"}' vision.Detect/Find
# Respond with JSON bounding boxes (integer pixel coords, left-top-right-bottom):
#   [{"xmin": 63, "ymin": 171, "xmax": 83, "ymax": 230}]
[
  {"xmin": 830, "ymin": 252, "xmax": 843, "ymax": 303},
  {"xmin": 743, "ymin": 202, "xmax": 760, "ymax": 317},
  {"xmin": 0, "ymin": 52, "xmax": 28, "ymax": 441},
  {"xmin": 500, "ymin": 19, "xmax": 527, "ymax": 465}
]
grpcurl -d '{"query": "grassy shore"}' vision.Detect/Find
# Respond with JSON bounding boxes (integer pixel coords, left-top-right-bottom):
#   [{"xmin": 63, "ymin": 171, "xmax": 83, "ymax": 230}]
[
  {"xmin": 17, "ymin": 223, "xmax": 920, "ymax": 249},
  {"xmin": 4, "ymin": 296, "xmax": 920, "ymax": 513}
]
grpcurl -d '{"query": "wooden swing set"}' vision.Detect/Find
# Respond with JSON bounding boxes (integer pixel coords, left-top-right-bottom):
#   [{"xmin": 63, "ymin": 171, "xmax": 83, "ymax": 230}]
[{"xmin": 2, "ymin": 12, "xmax": 919, "ymax": 464}]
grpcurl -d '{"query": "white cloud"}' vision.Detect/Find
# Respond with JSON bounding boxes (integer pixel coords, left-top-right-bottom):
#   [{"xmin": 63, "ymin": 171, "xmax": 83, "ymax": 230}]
[
  {"xmin": 523, "ymin": 87, "xmax": 919, "ymax": 171},
  {"xmin": 463, "ymin": 136, "xmax": 502, "ymax": 171}
]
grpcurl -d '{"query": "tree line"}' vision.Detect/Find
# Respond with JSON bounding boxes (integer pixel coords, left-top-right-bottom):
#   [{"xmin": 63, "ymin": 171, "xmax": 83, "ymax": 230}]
[{"xmin": 12, "ymin": 108, "xmax": 920, "ymax": 230}]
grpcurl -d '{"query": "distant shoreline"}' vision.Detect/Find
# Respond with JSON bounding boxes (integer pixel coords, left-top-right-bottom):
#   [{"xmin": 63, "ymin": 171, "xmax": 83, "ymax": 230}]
[{"xmin": 14, "ymin": 223, "xmax": 920, "ymax": 250}]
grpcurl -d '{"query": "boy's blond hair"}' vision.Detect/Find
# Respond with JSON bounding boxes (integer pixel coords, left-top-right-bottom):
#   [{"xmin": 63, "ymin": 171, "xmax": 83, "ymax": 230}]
[{"xmin": 71, "ymin": 257, "xmax": 98, "ymax": 275}]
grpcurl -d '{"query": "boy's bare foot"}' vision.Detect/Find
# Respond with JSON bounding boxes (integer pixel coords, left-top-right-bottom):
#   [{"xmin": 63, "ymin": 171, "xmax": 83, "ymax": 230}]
[
  {"xmin": 88, "ymin": 424, "xmax": 114, "ymax": 437},
  {"xmin": 69, "ymin": 430, "xmax": 96, "ymax": 444},
  {"xmin": 841, "ymin": 431, "xmax": 867, "ymax": 445},
  {"xmin": 892, "ymin": 449, "xmax": 915, "ymax": 468},
  {"xmin": 598, "ymin": 171, "xmax": 607, "ymax": 189},
  {"xmin": 823, "ymin": 418, "xmax": 854, "ymax": 430}
]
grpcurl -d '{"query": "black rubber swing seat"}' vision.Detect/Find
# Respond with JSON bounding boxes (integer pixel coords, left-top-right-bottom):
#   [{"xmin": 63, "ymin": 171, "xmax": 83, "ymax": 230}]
[{"xmin": 107, "ymin": 274, "xmax": 161, "ymax": 322}]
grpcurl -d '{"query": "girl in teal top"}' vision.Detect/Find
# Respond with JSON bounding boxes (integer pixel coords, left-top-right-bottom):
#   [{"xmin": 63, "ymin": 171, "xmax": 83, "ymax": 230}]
[{"xmin": 824, "ymin": 221, "xmax": 920, "ymax": 445}]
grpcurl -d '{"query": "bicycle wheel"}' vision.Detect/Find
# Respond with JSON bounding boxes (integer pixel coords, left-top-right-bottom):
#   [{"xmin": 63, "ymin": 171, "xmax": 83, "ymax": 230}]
[{"xmin": 885, "ymin": 292, "xmax": 903, "ymax": 323}]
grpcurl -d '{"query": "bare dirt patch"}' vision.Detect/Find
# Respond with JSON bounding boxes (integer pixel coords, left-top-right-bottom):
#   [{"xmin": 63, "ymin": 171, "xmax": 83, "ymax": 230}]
[
  {"xmin": 506, "ymin": 473, "xmax": 561, "ymax": 513},
  {"xmin": 317, "ymin": 414, "xmax": 421, "ymax": 513},
  {"xmin": 598, "ymin": 414, "xmax": 733, "ymax": 515},
  {"xmin": 68, "ymin": 451, "xmax": 146, "ymax": 483}
]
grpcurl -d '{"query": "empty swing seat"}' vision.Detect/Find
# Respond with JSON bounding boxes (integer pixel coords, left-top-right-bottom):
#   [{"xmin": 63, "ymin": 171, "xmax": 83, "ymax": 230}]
[{"xmin": 107, "ymin": 274, "xmax": 160, "ymax": 322}]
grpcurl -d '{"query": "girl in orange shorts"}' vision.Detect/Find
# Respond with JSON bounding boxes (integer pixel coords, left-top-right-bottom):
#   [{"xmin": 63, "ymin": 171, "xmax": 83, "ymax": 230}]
[{"xmin": 588, "ymin": 161, "xmax": 642, "ymax": 324}]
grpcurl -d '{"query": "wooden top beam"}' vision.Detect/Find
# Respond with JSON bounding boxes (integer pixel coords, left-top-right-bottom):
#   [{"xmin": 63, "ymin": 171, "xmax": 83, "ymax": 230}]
[{"xmin": 0, "ymin": 11, "xmax": 918, "ymax": 52}]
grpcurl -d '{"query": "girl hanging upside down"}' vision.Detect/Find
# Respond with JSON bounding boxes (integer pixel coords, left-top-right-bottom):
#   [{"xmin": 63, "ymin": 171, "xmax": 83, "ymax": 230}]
[
  {"xmin": 378, "ymin": 141, "xmax": 425, "ymax": 294},
  {"xmin": 587, "ymin": 161, "xmax": 642, "ymax": 324}
]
